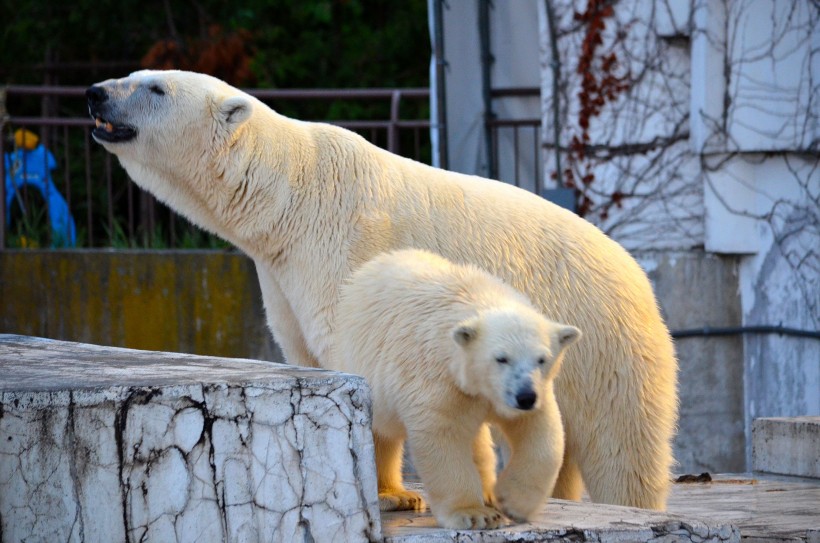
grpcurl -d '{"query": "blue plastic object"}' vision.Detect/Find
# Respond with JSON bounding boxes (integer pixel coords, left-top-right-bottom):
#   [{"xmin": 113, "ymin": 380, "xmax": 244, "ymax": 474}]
[{"xmin": 4, "ymin": 144, "xmax": 77, "ymax": 247}]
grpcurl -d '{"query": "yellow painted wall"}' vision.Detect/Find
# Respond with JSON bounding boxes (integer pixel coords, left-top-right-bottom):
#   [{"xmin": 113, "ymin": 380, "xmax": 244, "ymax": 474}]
[{"xmin": 0, "ymin": 250, "xmax": 281, "ymax": 362}]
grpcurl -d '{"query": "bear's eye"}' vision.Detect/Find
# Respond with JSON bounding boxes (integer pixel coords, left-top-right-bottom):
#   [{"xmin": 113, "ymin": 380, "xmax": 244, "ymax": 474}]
[
  {"xmin": 495, "ymin": 356, "xmax": 508, "ymax": 364},
  {"xmin": 537, "ymin": 357, "xmax": 546, "ymax": 365},
  {"xmin": 149, "ymin": 84, "xmax": 165, "ymax": 96}
]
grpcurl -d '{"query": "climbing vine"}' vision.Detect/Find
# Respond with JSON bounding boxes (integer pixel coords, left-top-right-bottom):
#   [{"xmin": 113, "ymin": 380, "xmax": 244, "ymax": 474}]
[{"xmin": 560, "ymin": 0, "xmax": 632, "ymax": 218}]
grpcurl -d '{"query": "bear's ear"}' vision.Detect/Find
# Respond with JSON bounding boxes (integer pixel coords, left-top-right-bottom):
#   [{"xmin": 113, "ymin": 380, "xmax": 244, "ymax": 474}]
[
  {"xmin": 453, "ymin": 318, "xmax": 479, "ymax": 347},
  {"xmin": 218, "ymin": 95, "xmax": 252, "ymax": 127},
  {"xmin": 557, "ymin": 325, "xmax": 581, "ymax": 349}
]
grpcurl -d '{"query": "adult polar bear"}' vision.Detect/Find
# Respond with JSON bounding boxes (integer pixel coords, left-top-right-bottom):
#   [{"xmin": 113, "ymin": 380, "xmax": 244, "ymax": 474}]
[{"xmin": 87, "ymin": 70, "xmax": 678, "ymax": 510}]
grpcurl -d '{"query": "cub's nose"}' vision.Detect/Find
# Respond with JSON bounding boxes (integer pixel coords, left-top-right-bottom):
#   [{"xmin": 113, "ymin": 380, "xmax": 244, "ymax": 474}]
[
  {"xmin": 86, "ymin": 86, "xmax": 108, "ymax": 105},
  {"xmin": 515, "ymin": 390, "xmax": 537, "ymax": 410}
]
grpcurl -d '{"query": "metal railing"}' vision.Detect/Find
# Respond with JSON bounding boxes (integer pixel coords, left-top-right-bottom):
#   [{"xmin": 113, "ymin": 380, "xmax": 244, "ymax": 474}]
[
  {"xmin": 0, "ymin": 86, "xmax": 431, "ymax": 249},
  {"xmin": 486, "ymin": 87, "xmax": 542, "ymax": 193}
]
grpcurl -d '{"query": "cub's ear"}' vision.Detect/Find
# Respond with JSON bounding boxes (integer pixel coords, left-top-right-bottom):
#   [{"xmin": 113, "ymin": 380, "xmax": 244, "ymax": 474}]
[
  {"xmin": 219, "ymin": 95, "xmax": 252, "ymax": 127},
  {"xmin": 453, "ymin": 318, "xmax": 480, "ymax": 347},
  {"xmin": 557, "ymin": 325, "xmax": 581, "ymax": 349}
]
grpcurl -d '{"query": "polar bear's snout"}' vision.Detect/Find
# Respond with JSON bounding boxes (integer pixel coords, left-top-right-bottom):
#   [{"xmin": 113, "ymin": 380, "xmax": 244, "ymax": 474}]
[
  {"xmin": 87, "ymin": 85, "xmax": 137, "ymax": 145},
  {"xmin": 515, "ymin": 388, "xmax": 537, "ymax": 410},
  {"xmin": 86, "ymin": 85, "xmax": 108, "ymax": 106}
]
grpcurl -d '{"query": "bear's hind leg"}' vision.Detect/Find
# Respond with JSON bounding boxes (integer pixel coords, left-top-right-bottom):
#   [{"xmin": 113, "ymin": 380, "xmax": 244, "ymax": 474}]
[
  {"xmin": 375, "ymin": 432, "xmax": 426, "ymax": 511},
  {"xmin": 578, "ymin": 435, "xmax": 672, "ymax": 511},
  {"xmin": 552, "ymin": 449, "xmax": 584, "ymax": 501}
]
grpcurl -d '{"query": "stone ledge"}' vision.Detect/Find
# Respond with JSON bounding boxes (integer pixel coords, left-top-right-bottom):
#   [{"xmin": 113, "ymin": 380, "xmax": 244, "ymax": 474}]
[
  {"xmin": 382, "ymin": 483, "xmax": 740, "ymax": 543},
  {"xmin": 384, "ymin": 474, "xmax": 820, "ymax": 542},
  {"xmin": 752, "ymin": 416, "xmax": 820, "ymax": 479},
  {"xmin": 0, "ymin": 335, "xmax": 380, "ymax": 543},
  {"xmin": 383, "ymin": 491, "xmax": 739, "ymax": 543}
]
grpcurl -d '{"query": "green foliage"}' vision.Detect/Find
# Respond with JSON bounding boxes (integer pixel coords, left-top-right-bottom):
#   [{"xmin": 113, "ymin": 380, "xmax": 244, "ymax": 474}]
[
  {"xmin": 6, "ymin": 189, "xmax": 49, "ymax": 248},
  {"xmin": 0, "ymin": 0, "xmax": 430, "ymax": 90}
]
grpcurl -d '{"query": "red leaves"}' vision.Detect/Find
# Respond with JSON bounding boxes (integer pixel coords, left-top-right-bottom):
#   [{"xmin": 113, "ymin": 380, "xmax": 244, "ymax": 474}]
[
  {"xmin": 141, "ymin": 25, "xmax": 256, "ymax": 86},
  {"xmin": 560, "ymin": 0, "xmax": 631, "ymax": 219}
]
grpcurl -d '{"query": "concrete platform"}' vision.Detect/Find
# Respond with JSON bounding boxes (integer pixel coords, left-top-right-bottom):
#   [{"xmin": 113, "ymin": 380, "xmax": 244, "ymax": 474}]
[
  {"xmin": 669, "ymin": 474, "xmax": 820, "ymax": 542},
  {"xmin": 0, "ymin": 335, "xmax": 380, "ymax": 543},
  {"xmin": 383, "ymin": 493, "xmax": 739, "ymax": 542},
  {"xmin": 383, "ymin": 475, "xmax": 819, "ymax": 542}
]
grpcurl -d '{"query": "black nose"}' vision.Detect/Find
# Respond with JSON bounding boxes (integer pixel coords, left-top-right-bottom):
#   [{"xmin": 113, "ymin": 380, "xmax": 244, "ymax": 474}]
[
  {"xmin": 515, "ymin": 390, "xmax": 537, "ymax": 410},
  {"xmin": 86, "ymin": 86, "xmax": 108, "ymax": 105}
]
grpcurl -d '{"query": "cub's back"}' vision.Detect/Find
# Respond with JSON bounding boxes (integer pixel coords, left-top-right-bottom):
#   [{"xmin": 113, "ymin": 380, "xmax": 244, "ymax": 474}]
[{"xmin": 329, "ymin": 249, "xmax": 526, "ymax": 379}]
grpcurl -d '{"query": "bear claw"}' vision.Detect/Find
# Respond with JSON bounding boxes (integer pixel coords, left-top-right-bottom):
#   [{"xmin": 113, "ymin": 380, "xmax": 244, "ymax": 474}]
[
  {"xmin": 495, "ymin": 493, "xmax": 537, "ymax": 523},
  {"xmin": 441, "ymin": 505, "xmax": 508, "ymax": 530},
  {"xmin": 379, "ymin": 489, "xmax": 427, "ymax": 512}
]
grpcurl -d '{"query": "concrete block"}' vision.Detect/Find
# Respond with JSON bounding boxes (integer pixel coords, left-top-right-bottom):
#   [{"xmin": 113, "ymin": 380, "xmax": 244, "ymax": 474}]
[
  {"xmin": 752, "ymin": 417, "xmax": 820, "ymax": 478},
  {"xmin": 0, "ymin": 335, "xmax": 380, "ymax": 543}
]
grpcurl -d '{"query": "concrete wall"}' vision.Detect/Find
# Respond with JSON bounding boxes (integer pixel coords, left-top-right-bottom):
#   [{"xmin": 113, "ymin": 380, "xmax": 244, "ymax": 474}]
[
  {"xmin": 638, "ymin": 251, "xmax": 746, "ymax": 474},
  {"xmin": 0, "ymin": 250, "xmax": 281, "ymax": 363}
]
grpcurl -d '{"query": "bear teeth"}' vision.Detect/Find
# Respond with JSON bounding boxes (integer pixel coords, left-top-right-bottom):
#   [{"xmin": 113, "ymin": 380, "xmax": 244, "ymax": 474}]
[{"xmin": 95, "ymin": 118, "xmax": 114, "ymax": 132}]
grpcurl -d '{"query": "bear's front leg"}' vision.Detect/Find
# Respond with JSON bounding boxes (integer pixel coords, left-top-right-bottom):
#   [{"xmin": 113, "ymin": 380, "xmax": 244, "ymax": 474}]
[
  {"xmin": 374, "ymin": 433, "xmax": 426, "ymax": 511},
  {"xmin": 407, "ymin": 419, "xmax": 507, "ymax": 530},
  {"xmin": 493, "ymin": 390, "xmax": 565, "ymax": 522},
  {"xmin": 255, "ymin": 263, "xmax": 321, "ymax": 367}
]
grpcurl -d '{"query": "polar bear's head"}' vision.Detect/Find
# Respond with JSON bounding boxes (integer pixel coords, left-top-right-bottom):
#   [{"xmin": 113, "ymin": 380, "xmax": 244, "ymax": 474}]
[
  {"xmin": 87, "ymin": 70, "xmax": 252, "ymax": 167},
  {"xmin": 452, "ymin": 307, "xmax": 580, "ymax": 418},
  {"xmin": 86, "ymin": 70, "xmax": 257, "ymax": 242}
]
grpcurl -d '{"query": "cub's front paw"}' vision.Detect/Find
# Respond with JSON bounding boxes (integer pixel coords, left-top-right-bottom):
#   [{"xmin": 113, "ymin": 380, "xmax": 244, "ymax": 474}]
[
  {"xmin": 494, "ymin": 483, "xmax": 544, "ymax": 523},
  {"xmin": 379, "ymin": 489, "xmax": 426, "ymax": 511},
  {"xmin": 438, "ymin": 505, "xmax": 507, "ymax": 530},
  {"xmin": 483, "ymin": 489, "xmax": 498, "ymax": 509}
]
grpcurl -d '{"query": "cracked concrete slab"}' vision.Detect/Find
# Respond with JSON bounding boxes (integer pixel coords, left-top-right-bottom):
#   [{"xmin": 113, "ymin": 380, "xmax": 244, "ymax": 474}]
[
  {"xmin": 382, "ymin": 485, "xmax": 740, "ymax": 543},
  {"xmin": 383, "ymin": 475, "xmax": 820, "ymax": 542},
  {"xmin": 0, "ymin": 335, "xmax": 380, "ymax": 543},
  {"xmin": 668, "ymin": 474, "xmax": 820, "ymax": 543}
]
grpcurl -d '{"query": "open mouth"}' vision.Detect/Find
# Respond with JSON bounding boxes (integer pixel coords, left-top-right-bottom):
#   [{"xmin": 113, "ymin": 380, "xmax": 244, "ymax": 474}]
[{"xmin": 91, "ymin": 116, "xmax": 137, "ymax": 143}]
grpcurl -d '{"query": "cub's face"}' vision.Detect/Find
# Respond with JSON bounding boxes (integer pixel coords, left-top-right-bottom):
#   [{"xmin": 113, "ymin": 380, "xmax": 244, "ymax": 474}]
[{"xmin": 453, "ymin": 308, "xmax": 580, "ymax": 418}]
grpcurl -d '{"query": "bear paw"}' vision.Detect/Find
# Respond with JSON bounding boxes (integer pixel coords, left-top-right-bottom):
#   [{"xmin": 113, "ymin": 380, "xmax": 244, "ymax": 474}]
[
  {"xmin": 483, "ymin": 489, "xmax": 498, "ymax": 509},
  {"xmin": 439, "ymin": 505, "xmax": 507, "ymax": 530},
  {"xmin": 494, "ymin": 488, "xmax": 540, "ymax": 523},
  {"xmin": 379, "ymin": 489, "xmax": 427, "ymax": 512}
]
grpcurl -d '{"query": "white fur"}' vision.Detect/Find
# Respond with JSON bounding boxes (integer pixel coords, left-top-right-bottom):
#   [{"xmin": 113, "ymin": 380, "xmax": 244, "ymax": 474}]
[
  {"xmin": 90, "ymin": 70, "xmax": 679, "ymax": 510},
  {"xmin": 328, "ymin": 249, "xmax": 579, "ymax": 528}
]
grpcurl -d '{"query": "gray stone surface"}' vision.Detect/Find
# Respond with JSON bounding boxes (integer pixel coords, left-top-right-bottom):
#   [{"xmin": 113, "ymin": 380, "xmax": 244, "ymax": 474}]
[
  {"xmin": 0, "ymin": 335, "xmax": 380, "ymax": 543},
  {"xmin": 668, "ymin": 474, "xmax": 820, "ymax": 542},
  {"xmin": 383, "ymin": 488, "xmax": 739, "ymax": 543},
  {"xmin": 752, "ymin": 417, "xmax": 820, "ymax": 479},
  {"xmin": 384, "ymin": 475, "xmax": 820, "ymax": 542},
  {"xmin": 637, "ymin": 251, "xmax": 746, "ymax": 473}
]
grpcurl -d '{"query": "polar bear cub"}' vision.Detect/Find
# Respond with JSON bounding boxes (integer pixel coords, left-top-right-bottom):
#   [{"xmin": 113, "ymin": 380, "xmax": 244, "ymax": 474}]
[{"xmin": 328, "ymin": 249, "xmax": 581, "ymax": 529}]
